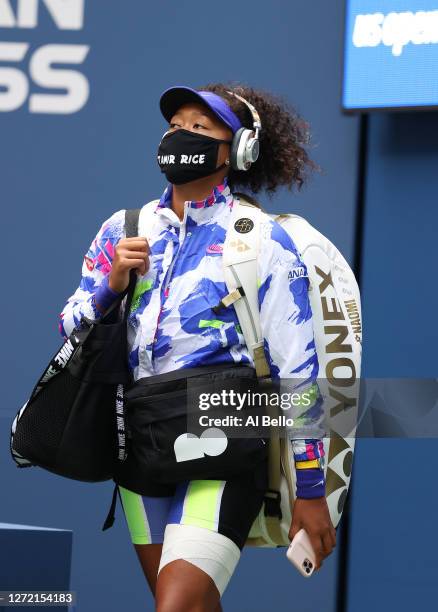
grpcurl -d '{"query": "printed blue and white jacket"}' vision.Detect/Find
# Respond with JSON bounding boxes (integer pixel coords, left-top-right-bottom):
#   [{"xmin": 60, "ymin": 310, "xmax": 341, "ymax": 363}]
[{"xmin": 58, "ymin": 176, "xmax": 326, "ymax": 496}]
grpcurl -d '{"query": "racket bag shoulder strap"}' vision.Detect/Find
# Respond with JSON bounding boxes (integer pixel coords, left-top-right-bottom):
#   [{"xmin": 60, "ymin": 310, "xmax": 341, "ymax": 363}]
[
  {"xmin": 102, "ymin": 200, "xmax": 159, "ymax": 531},
  {"xmin": 221, "ymin": 195, "xmax": 363, "ymax": 546}
]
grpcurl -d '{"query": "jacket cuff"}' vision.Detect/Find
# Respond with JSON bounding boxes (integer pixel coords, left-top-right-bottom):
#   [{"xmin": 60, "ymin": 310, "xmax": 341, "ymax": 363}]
[
  {"xmin": 93, "ymin": 275, "xmax": 122, "ymax": 313},
  {"xmin": 295, "ymin": 467, "xmax": 326, "ymax": 499},
  {"xmin": 291, "ymin": 438, "xmax": 325, "ymax": 463}
]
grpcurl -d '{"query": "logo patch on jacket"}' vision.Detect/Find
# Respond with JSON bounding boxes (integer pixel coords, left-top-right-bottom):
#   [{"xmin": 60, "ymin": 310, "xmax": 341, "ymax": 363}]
[
  {"xmin": 230, "ymin": 238, "xmax": 250, "ymax": 253},
  {"xmin": 206, "ymin": 243, "xmax": 223, "ymax": 255},
  {"xmin": 234, "ymin": 218, "xmax": 254, "ymax": 233},
  {"xmin": 84, "ymin": 255, "xmax": 95, "ymax": 271},
  {"xmin": 288, "ymin": 267, "xmax": 307, "ymax": 281}
]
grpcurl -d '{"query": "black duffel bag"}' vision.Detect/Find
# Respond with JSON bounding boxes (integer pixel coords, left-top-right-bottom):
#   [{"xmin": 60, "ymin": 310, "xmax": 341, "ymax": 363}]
[
  {"xmin": 113, "ymin": 363, "xmax": 269, "ymax": 491},
  {"xmin": 9, "ymin": 208, "xmax": 141, "ymax": 482}
]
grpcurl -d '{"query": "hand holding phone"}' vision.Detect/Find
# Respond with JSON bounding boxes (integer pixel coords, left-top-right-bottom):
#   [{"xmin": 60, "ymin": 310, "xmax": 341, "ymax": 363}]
[{"xmin": 286, "ymin": 528, "xmax": 316, "ymax": 578}]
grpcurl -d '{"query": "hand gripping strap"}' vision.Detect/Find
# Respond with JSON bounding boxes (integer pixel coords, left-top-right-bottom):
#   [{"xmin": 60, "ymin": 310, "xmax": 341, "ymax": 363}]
[{"xmin": 118, "ymin": 200, "xmax": 160, "ymax": 320}]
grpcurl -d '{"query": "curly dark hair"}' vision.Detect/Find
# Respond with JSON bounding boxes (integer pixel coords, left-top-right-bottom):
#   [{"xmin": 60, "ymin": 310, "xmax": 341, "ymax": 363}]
[{"xmin": 198, "ymin": 81, "xmax": 321, "ymax": 201}]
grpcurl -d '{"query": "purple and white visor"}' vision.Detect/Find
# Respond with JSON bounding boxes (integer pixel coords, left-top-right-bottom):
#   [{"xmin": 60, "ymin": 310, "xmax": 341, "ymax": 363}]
[{"xmin": 159, "ymin": 86, "xmax": 242, "ymax": 134}]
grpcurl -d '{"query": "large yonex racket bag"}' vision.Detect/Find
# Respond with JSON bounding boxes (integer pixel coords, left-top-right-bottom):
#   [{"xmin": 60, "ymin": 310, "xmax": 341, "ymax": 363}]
[
  {"xmin": 9, "ymin": 209, "xmax": 141, "ymax": 482},
  {"xmin": 220, "ymin": 195, "xmax": 362, "ymax": 547}
]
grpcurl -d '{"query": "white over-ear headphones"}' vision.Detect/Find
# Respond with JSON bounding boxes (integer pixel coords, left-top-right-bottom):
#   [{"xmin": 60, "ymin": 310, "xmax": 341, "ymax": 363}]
[{"xmin": 225, "ymin": 90, "xmax": 262, "ymax": 172}]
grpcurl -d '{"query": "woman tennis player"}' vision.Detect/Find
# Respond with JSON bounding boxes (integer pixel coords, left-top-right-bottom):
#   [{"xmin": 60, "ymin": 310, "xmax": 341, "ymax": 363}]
[{"xmin": 59, "ymin": 82, "xmax": 336, "ymax": 611}]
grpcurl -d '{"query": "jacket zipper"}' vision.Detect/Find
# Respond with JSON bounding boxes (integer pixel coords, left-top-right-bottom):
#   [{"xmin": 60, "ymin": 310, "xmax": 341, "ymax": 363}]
[
  {"xmin": 162, "ymin": 205, "xmax": 189, "ymax": 297},
  {"xmin": 152, "ymin": 206, "xmax": 189, "ymax": 343}
]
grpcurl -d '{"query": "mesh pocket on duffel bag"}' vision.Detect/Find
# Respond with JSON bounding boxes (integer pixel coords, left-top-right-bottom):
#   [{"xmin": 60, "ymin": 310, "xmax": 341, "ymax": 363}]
[{"xmin": 12, "ymin": 370, "xmax": 81, "ymax": 466}]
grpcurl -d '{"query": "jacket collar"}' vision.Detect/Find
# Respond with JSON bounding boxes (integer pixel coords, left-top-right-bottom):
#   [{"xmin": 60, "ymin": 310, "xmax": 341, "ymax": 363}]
[{"xmin": 154, "ymin": 175, "xmax": 233, "ymax": 225}]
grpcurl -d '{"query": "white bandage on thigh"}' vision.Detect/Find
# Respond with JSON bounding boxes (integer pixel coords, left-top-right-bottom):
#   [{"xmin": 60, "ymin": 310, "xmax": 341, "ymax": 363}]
[{"xmin": 157, "ymin": 523, "xmax": 241, "ymax": 597}]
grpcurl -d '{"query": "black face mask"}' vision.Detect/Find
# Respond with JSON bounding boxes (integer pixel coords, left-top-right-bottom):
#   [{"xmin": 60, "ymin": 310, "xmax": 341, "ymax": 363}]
[{"xmin": 156, "ymin": 128, "xmax": 232, "ymax": 185}]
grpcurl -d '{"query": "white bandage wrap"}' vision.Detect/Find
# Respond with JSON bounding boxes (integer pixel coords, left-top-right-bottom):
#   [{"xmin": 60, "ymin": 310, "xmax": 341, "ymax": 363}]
[{"xmin": 157, "ymin": 523, "xmax": 241, "ymax": 597}]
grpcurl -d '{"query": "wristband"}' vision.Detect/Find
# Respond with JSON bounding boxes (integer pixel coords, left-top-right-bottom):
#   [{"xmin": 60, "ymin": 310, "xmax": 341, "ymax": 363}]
[
  {"xmin": 295, "ymin": 467, "xmax": 326, "ymax": 499},
  {"xmin": 94, "ymin": 275, "xmax": 122, "ymax": 313},
  {"xmin": 295, "ymin": 458, "xmax": 321, "ymax": 469}
]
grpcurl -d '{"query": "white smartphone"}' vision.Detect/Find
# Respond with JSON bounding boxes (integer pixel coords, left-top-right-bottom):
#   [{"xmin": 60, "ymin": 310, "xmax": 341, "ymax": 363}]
[{"xmin": 286, "ymin": 528, "xmax": 317, "ymax": 577}]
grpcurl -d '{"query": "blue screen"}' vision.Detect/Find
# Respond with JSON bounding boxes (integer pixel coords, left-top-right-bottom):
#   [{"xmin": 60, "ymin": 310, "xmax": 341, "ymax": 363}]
[{"xmin": 343, "ymin": 0, "xmax": 438, "ymax": 110}]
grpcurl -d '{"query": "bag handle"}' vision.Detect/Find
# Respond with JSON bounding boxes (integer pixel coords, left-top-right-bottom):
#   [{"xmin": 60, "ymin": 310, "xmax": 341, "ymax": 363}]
[
  {"xmin": 98, "ymin": 208, "xmax": 142, "ymax": 324},
  {"xmin": 122, "ymin": 207, "xmax": 142, "ymax": 318}
]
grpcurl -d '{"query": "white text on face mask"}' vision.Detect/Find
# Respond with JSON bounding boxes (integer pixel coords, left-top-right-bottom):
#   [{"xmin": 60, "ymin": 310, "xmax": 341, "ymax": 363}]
[{"xmin": 157, "ymin": 154, "xmax": 206, "ymax": 165}]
